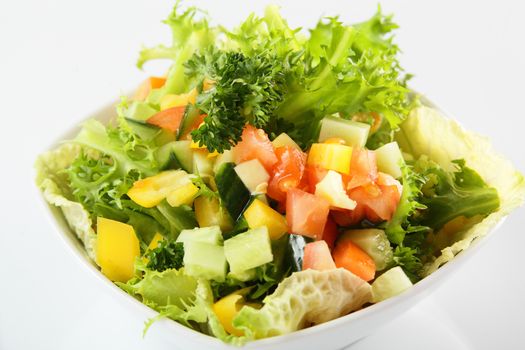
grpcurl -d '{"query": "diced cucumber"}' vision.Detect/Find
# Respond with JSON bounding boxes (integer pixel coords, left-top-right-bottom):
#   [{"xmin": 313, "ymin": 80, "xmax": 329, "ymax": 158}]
[
  {"xmin": 228, "ymin": 269, "xmax": 256, "ymax": 282},
  {"xmin": 177, "ymin": 104, "xmax": 200, "ymax": 140},
  {"xmin": 272, "ymin": 133, "xmax": 301, "ymax": 150},
  {"xmin": 172, "ymin": 141, "xmax": 193, "ymax": 172},
  {"xmin": 215, "ymin": 163, "xmax": 252, "ymax": 221},
  {"xmin": 154, "ymin": 129, "xmax": 176, "ymax": 146},
  {"xmin": 371, "ymin": 266, "xmax": 413, "ymax": 303},
  {"xmin": 156, "ymin": 141, "xmax": 194, "ymax": 172},
  {"xmin": 375, "ymin": 141, "xmax": 404, "ymax": 179},
  {"xmin": 124, "ymin": 118, "xmax": 161, "ymax": 142},
  {"xmin": 318, "ymin": 115, "xmax": 370, "ymax": 148},
  {"xmin": 193, "ymin": 150, "xmax": 214, "ymax": 178},
  {"xmin": 340, "ymin": 229, "xmax": 393, "ymax": 271},
  {"xmin": 176, "ymin": 226, "xmax": 223, "ymax": 245},
  {"xmin": 125, "ymin": 101, "xmax": 158, "ymax": 121},
  {"xmin": 213, "ymin": 150, "xmax": 234, "ymax": 175},
  {"xmin": 224, "ymin": 227, "xmax": 273, "ymax": 273},
  {"xmin": 234, "ymin": 159, "xmax": 270, "ymax": 193},
  {"xmin": 183, "ymin": 241, "xmax": 227, "ymax": 282},
  {"xmin": 194, "ymin": 196, "xmax": 234, "ymax": 232}
]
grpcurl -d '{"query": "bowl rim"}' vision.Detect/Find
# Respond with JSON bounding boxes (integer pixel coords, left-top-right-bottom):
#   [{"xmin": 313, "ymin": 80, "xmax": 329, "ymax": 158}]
[{"xmin": 35, "ymin": 93, "xmax": 507, "ymax": 348}]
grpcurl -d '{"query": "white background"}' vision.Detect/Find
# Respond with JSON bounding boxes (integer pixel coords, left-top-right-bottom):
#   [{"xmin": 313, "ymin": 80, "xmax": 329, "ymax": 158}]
[{"xmin": 1, "ymin": 0, "xmax": 524, "ymax": 349}]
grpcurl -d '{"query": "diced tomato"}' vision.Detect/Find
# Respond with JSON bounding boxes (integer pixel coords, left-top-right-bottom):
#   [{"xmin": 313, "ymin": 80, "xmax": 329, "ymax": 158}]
[
  {"xmin": 286, "ymin": 188, "xmax": 330, "ymax": 239},
  {"xmin": 345, "ymin": 148, "xmax": 378, "ymax": 190},
  {"xmin": 331, "ymin": 205, "xmax": 366, "ymax": 227},
  {"xmin": 267, "ymin": 146, "xmax": 307, "ymax": 202},
  {"xmin": 304, "ymin": 165, "xmax": 328, "ymax": 193},
  {"xmin": 320, "ymin": 216, "xmax": 338, "ymax": 251},
  {"xmin": 348, "ymin": 182, "xmax": 400, "ymax": 222},
  {"xmin": 333, "ymin": 238, "xmax": 376, "ymax": 281},
  {"xmin": 146, "ymin": 106, "xmax": 185, "ymax": 133},
  {"xmin": 303, "ymin": 241, "xmax": 336, "ymax": 270},
  {"xmin": 233, "ymin": 125, "xmax": 278, "ymax": 172},
  {"xmin": 377, "ymin": 172, "xmax": 403, "ymax": 194}
]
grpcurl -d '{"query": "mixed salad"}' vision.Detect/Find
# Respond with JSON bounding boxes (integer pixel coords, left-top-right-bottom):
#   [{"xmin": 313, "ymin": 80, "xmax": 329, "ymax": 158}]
[{"xmin": 36, "ymin": 3, "xmax": 525, "ymax": 345}]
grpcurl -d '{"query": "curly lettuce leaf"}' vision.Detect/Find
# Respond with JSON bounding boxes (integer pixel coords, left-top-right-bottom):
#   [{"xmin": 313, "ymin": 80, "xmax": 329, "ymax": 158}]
[
  {"xmin": 233, "ymin": 269, "xmax": 371, "ymax": 339},
  {"xmin": 416, "ymin": 158, "xmax": 500, "ymax": 231},
  {"xmin": 395, "ymin": 106, "xmax": 525, "ymax": 276},
  {"xmin": 138, "ymin": 3, "xmax": 216, "ymax": 95},
  {"xmin": 385, "ymin": 163, "xmax": 428, "ymax": 244},
  {"xmin": 119, "ymin": 264, "xmax": 244, "ymax": 345},
  {"xmin": 35, "ymin": 143, "xmax": 97, "ymax": 261}
]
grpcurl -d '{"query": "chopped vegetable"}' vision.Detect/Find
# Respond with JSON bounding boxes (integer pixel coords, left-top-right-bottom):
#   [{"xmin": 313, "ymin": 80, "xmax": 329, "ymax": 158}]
[
  {"xmin": 96, "ymin": 217, "xmax": 140, "ymax": 282},
  {"xmin": 371, "ymin": 266, "xmax": 412, "ymax": 302},
  {"xmin": 302, "ymin": 241, "xmax": 336, "ymax": 270},
  {"xmin": 333, "ymin": 238, "xmax": 376, "ymax": 282},
  {"xmin": 307, "ymin": 143, "xmax": 353, "ymax": 175},
  {"xmin": 286, "ymin": 188, "xmax": 330, "ymax": 239},
  {"xmin": 243, "ymin": 199, "xmax": 288, "ymax": 240}
]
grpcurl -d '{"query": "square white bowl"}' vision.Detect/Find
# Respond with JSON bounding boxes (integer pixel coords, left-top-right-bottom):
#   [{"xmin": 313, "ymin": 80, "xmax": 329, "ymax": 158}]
[{"xmin": 37, "ymin": 96, "xmax": 506, "ymax": 350}]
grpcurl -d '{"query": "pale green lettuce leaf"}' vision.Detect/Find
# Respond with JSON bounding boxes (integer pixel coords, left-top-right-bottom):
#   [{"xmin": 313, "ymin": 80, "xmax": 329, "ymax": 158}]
[
  {"xmin": 120, "ymin": 265, "xmax": 245, "ymax": 345},
  {"xmin": 395, "ymin": 106, "xmax": 525, "ymax": 275},
  {"xmin": 35, "ymin": 143, "xmax": 97, "ymax": 261},
  {"xmin": 232, "ymin": 269, "xmax": 372, "ymax": 339}
]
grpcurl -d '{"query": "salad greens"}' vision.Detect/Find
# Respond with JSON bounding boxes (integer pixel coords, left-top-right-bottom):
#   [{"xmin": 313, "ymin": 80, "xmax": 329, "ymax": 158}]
[
  {"xmin": 34, "ymin": 2, "xmax": 525, "ymax": 346},
  {"xmin": 139, "ymin": 4, "xmax": 411, "ymax": 151}
]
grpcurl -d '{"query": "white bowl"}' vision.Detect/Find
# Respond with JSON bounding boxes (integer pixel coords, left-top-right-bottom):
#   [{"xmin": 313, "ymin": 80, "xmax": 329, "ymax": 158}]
[{"xmin": 37, "ymin": 97, "xmax": 506, "ymax": 350}]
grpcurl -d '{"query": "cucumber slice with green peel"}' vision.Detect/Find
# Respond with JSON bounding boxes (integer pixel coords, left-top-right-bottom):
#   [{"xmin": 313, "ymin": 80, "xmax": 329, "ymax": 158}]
[
  {"xmin": 213, "ymin": 150, "xmax": 234, "ymax": 175},
  {"xmin": 125, "ymin": 101, "xmax": 158, "ymax": 121},
  {"xmin": 371, "ymin": 266, "xmax": 413, "ymax": 303},
  {"xmin": 154, "ymin": 129, "xmax": 176, "ymax": 146},
  {"xmin": 183, "ymin": 241, "xmax": 227, "ymax": 282},
  {"xmin": 193, "ymin": 150, "xmax": 214, "ymax": 178},
  {"xmin": 340, "ymin": 229, "xmax": 393, "ymax": 271},
  {"xmin": 215, "ymin": 162, "xmax": 252, "ymax": 221},
  {"xmin": 234, "ymin": 159, "xmax": 270, "ymax": 193},
  {"xmin": 176, "ymin": 226, "xmax": 223, "ymax": 246},
  {"xmin": 124, "ymin": 118, "xmax": 161, "ymax": 142},
  {"xmin": 318, "ymin": 115, "xmax": 370, "ymax": 148},
  {"xmin": 177, "ymin": 104, "xmax": 201, "ymax": 140},
  {"xmin": 375, "ymin": 141, "xmax": 404, "ymax": 179},
  {"xmin": 172, "ymin": 141, "xmax": 193, "ymax": 172},
  {"xmin": 156, "ymin": 140, "xmax": 194, "ymax": 172},
  {"xmin": 224, "ymin": 227, "xmax": 273, "ymax": 273}
]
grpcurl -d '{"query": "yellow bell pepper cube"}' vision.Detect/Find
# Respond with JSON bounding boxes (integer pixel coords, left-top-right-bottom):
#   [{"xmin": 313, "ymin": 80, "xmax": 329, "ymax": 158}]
[
  {"xmin": 127, "ymin": 170, "xmax": 190, "ymax": 208},
  {"xmin": 96, "ymin": 217, "xmax": 140, "ymax": 282},
  {"xmin": 307, "ymin": 143, "xmax": 353, "ymax": 175},
  {"xmin": 243, "ymin": 199, "xmax": 288, "ymax": 240},
  {"xmin": 160, "ymin": 88, "xmax": 198, "ymax": 110},
  {"xmin": 212, "ymin": 289, "xmax": 255, "ymax": 336},
  {"xmin": 194, "ymin": 196, "xmax": 233, "ymax": 232},
  {"xmin": 190, "ymin": 140, "xmax": 219, "ymax": 158},
  {"xmin": 166, "ymin": 182, "xmax": 199, "ymax": 207}
]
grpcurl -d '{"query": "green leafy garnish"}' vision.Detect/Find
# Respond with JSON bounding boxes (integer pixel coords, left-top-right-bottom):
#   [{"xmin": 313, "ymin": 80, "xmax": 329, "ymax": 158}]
[{"xmin": 146, "ymin": 240, "xmax": 185, "ymax": 272}]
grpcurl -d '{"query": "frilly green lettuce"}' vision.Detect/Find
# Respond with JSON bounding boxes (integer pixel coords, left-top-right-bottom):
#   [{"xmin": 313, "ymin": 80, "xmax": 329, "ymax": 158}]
[
  {"xmin": 232, "ymin": 268, "xmax": 372, "ymax": 339},
  {"xmin": 119, "ymin": 264, "xmax": 244, "ymax": 345},
  {"xmin": 395, "ymin": 106, "xmax": 525, "ymax": 276},
  {"xmin": 35, "ymin": 143, "xmax": 97, "ymax": 262}
]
